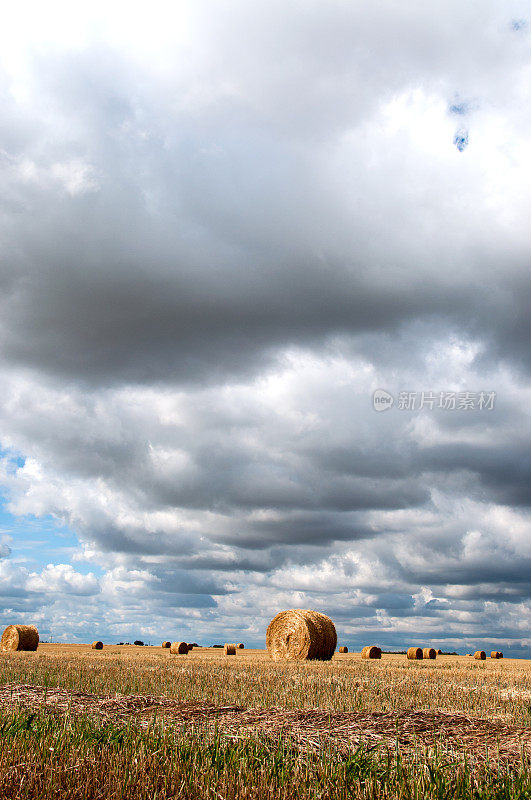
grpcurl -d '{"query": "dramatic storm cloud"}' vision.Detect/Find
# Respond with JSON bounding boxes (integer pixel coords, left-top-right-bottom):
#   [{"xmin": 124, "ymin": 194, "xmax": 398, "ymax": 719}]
[{"xmin": 0, "ymin": 0, "xmax": 530, "ymax": 653}]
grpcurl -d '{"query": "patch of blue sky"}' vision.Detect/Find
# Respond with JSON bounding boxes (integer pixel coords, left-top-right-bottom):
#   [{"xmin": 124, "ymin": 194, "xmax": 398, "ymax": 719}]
[
  {"xmin": 0, "ymin": 446, "xmax": 25, "ymax": 471},
  {"xmin": 0, "ymin": 497, "xmax": 103, "ymax": 577},
  {"xmin": 453, "ymin": 129, "xmax": 469, "ymax": 152},
  {"xmin": 449, "ymin": 101, "xmax": 469, "ymax": 116}
]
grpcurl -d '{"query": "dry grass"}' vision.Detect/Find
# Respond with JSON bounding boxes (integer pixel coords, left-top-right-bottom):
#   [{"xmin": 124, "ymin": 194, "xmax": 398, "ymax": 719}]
[
  {"xmin": 0, "ymin": 683, "xmax": 530, "ymax": 769},
  {"xmin": 1, "ymin": 645, "xmax": 530, "ymax": 798},
  {"xmin": 1, "ymin": 645, "xmax": 530, "ymax": 726}
]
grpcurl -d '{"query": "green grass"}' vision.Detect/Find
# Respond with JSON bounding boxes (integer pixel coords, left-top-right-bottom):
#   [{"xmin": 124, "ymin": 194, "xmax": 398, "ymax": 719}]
[{"xmin": 0, "ymin": 709, "xmax": 529, "ymax": 800}]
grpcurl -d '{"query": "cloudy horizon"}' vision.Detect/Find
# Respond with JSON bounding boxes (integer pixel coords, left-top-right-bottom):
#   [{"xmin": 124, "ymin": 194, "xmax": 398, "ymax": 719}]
[{"xmin": 1, "ymin": 0, "xmax": 530, "ymax": 655}]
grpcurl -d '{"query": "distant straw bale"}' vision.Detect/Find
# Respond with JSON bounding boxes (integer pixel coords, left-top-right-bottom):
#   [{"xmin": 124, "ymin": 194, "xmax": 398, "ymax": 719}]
[
  {"xmin": 407, "ymin": 647, "xmax": 423, "ymax": 660},
  {"xmin": 361, "ymin": 645, "xmax": 381, "ymax": 659},
  {"xmin": 474, "ymin": 650, "xmax": 486, "ymax": 660},
  {"xmin": 423, "ymin": 648, "xmax": 436, "ymax": 659},
  {"xmin": 187, "ymin": 644, "xmax": 194, "ymax": 650},
  {"xmin": 436, "ymin": 649, "xmax": 443, "ymax": 655},
  {"xmin": 339, "ymin": 646, "xmax": 348, "ymax": 653},
  {"xmin": 1, "ymin": 625, "xmax": 39, "ymax": 652},
  {"xmin": 91, "ymin": 641, "xmax": 103, "ymax": 650},
  {"xmin": 491, "ymin": 651, "xmax": 499, "ymax": 659},
  {"xmin": 498, "ymin": 651, "xmax": 504, "ymax": 658},
  {"xmin": 162, "ymin": 641, "xmax": 171, "ymax": 648},
  {"xmin": 170, "ymin": 641, "xmax": 188, "ymax": 654},
  {"xmin": 224, "ymin": 643, "xmax": 236, "ymax": 655},
  {"xmin": 266, "ymin": 609, "xmax": 337, "ymax": 662},
  {"xmin": 237, "ymin": 643, "xmax": 244, "ymax": 649}
]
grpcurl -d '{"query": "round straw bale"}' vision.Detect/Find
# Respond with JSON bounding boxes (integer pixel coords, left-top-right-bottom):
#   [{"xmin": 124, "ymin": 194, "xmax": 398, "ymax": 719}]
[
  {"xmin": 170, "ymin": 641, "xmax": 188, "ymax": 654},
  {"xmin": 490, "ymin": 650, "xmax": 499, "ymax": 658},
  {"xmin": 498, "ymin": 651, "xmax": 503, "ymax": 658},
  {"xmin": 187, "ymin": 643, "xmax": 194, "ymax": 650},
  {"xmin": 1, "ymin": 624, "xmax": 39, "ymax": 652},
  {"xmin": 224, "ymin": 643, "xmax": 236, "ymax": 655},
  {"xmin": 407, "ymin": 646, "xmax": 423, "ymax": 660},
  {"xmin": 436, "ymin": 649, "xmax": 443, "ymax": 655},
  {"xmin": 423, "ymin": 648, "xmax": 436, "ymax": 659},
  {"xmin": 361, "ymin": 645, "xmax": 381, "ymax": 659},
  {"xmin": 474, "ymin": 650, "xmax": 486, "ymax": 660},
  {"xmin": 339, "ymin": 646, "xmax": 348, "ymax": 653},
  {"xmin": 266, "ymin": 609, "xmax": 336, "ymax": 661},
  {"xmin": 162, "ymin": 641, "xmax": 171, "ymax": 648},
  {"xmin": 237, "ymin": 643, "xmax": 244, "ymax": 649},
  {"xmin": 91, "ymin": 641, "xmax": 103, "ymax": 650}
]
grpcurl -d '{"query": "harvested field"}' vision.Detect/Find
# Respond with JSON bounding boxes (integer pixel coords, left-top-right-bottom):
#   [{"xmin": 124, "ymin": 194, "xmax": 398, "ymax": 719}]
[
  {"xmin": 2, "ymin": 645, "xmax": 531, "ymax": 727},
  {"xmin": 1, "ymin": 683, "xmax": 530, "ymax": 769},
  {"xmin": 1, "ymin": 649, "xmax": 530, "ymax": 798}
]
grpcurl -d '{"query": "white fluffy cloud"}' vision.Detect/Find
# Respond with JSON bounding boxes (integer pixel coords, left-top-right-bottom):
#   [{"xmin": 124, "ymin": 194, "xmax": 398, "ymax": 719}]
[{"xmin": 25, "ymin": 564, "xmax": 99, "ymax": 596}]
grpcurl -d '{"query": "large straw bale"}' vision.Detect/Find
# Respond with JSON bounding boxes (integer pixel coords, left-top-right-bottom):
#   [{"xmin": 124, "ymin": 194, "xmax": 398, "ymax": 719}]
[
  {"xmin": 407, "ymin": 647, "xmax": 423, "ymax": 660},
  {"xmin": 361, "ymin": 645, "xmax": 381, "ymax": 659},
  {"xmin": 91, "ymin": 641, "xmax": 103, "ymax": 650},
  {"xmin": 423, "ymin": 648, "xmax": 436, "ymax": 659},
  {"xmin": 266, "ymin": 609, "xmax": 337, "ymax": 661},
  {"xmin": 1, "ymin": 625, "xmax": 39, "ymax": 652},
  {"xmin": 162, "ymin": 641, "xmax": 171, "ymax": 648},
  {"xmin": 339, "ymin": 646, "xmax": 348, "ymax": 653},
  {"xmin": 170, "ymin": 641, "xmax": 189, "ymax": 654},
  {"xmin": 491, "ymin": 650, "xmax": 499, "ymax": 659},
  {"xmin": 474, "ymin": 650, "xmax": 486, "ymax": 660},
  {"xmin": 224, "ymin": 643, "xmax": 236, "ymax": 655}
]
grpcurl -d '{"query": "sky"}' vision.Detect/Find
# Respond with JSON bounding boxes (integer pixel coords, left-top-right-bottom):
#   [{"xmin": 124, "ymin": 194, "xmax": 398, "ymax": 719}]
[{"xmin": 0, "ymin": 0, "xmax": 530, "ymax": 654}]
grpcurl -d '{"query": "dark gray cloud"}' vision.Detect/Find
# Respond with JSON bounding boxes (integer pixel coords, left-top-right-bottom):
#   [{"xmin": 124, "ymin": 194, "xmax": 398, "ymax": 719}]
[{"xmin": 0, "ymin": 3, "xmax": 529, "ymax": 388}]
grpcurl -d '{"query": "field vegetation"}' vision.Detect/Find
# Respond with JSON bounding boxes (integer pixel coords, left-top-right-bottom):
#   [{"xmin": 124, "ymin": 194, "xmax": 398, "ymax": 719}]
[{"xmin": 0, "ymin": 644, "xmax": 530, "ymax": 798}]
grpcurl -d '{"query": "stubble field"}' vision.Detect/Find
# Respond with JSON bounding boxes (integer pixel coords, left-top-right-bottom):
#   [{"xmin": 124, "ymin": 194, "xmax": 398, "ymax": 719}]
[{"xmin": 1, "ymin": 644, "xmax": 530, "ymax": 799}]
